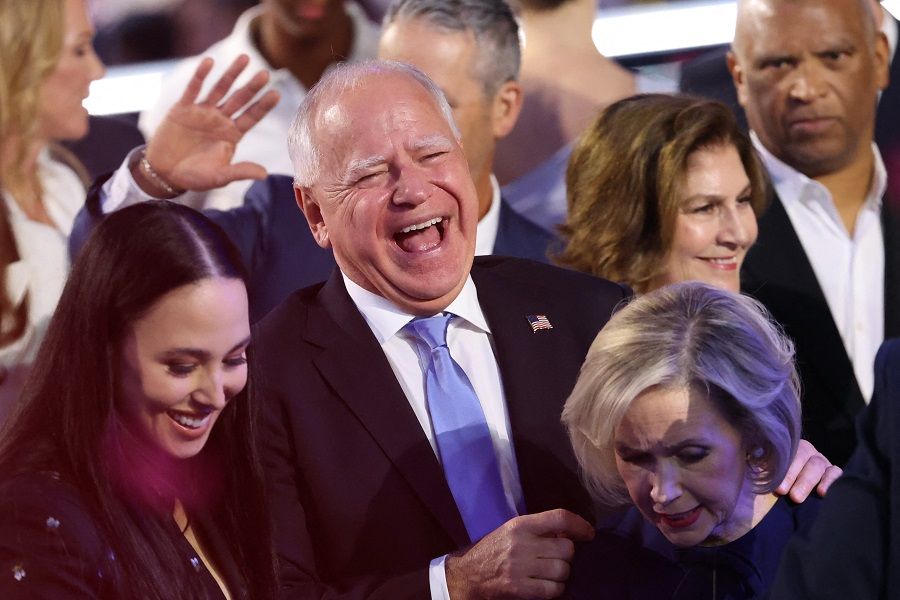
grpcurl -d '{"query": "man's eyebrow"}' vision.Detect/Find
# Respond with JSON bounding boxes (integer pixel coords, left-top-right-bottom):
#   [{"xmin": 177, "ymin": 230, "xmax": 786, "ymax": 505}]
[
  {"xmin": 342, "ymin": 156, "xmax": 387, "ymax": 181},
  {"xmin": 754, "ymin": 51, "xmax": 795, "ymax": 64},
  {"xmin": 409, "ymin": 134, "xmax": 453, "ymax": 153}
]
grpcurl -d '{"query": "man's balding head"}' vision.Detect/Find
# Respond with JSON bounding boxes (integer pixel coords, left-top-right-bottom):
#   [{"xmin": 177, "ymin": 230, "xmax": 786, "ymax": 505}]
[{"xmin": 728, "ymin": 0, "xmax": 888, "ymax": 177}]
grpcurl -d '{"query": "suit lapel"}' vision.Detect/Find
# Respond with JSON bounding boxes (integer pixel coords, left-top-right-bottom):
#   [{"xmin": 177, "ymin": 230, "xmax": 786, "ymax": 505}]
[
  {"xmin": 741, "ymin": 194, "xmax": 865, "ymax": 414},
  {"xmin": 471, "ymin": 261, "xmax": 590, "ymax": 517},
  {"xmin": 305, "ymin": 273, "xmax": 469, "ymax": 547}
]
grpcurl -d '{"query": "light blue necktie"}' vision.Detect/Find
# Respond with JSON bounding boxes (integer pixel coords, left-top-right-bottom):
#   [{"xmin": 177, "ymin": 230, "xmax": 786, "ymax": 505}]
[{"xmin": 405, "ymin": 313, "xmax": 515, "ymax": 542}]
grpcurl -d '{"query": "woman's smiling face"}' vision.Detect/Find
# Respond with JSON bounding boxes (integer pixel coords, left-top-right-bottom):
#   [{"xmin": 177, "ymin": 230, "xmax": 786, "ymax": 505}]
[
  {"xmin": 36, "ymin": 0, "xmax": 105, "ymax": 143},
  {"xmin": 117, "ymin": 277, "xmax": 250, "ymax": 460},
  {"xmin": 655, "ymin": 144, "xmax": 758, "ymax": 292}
]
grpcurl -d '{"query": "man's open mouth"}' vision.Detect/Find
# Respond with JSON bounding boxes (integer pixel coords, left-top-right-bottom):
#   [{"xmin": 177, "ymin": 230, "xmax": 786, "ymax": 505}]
[{"xmin": 394, "ymin": 217, "xmax": 446, "ymax": 252}]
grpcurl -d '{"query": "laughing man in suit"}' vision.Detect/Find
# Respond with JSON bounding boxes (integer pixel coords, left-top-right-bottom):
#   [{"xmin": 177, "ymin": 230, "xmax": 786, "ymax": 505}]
[
  {"xmin": 253, "ymin": 59, "xmax": 623, "ymax": 599},
  {"xmin": 252, "ymin": 59, "xmax": 841, "ymax": 600},
  {"xmin": 728, "ymin": 0, "xmax": 900, "ymax": 466}
]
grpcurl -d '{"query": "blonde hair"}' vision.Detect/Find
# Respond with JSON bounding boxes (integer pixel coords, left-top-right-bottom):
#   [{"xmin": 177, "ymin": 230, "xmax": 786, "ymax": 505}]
[
  {"xmin": 0, "ymin": 0, "xmax": 66, "ymax": 187},
  {"xmin": 562, "ymin": 282, "xmax": 801, "ymax": 507}
]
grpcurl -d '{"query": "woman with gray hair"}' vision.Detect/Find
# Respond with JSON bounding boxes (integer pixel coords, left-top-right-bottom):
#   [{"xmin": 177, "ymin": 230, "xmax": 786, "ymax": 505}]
[{"xmin": 561, "ymin": 281, "xmax": 819, "ymax": 599}]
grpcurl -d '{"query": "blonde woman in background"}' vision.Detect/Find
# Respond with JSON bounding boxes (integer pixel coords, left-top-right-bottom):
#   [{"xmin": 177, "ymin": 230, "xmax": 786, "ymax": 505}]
[
  {"xmin": 0, "ymin": 0, "xmax": 277, "ymax": 417},
  {"xmin": 0, "ymin": 0, "xmax": 103, "ymax": 419}
]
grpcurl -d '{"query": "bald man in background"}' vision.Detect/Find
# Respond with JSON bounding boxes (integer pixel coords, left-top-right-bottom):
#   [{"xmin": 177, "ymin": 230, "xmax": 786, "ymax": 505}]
[{"xmin": 729, "ymin": 0, "xmax": 900, "ymax": 466}]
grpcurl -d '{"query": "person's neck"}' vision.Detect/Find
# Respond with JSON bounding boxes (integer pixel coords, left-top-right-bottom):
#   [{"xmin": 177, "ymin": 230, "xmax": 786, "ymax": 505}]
[
  {"xmin": 474, "ymin": 169, "xmax": 493, "ymax": 221},
  {"xmin": 1, "ymin": 136, "xmax": 53, "ymax": 225},
  {"xmin": 255, "ymin": 10, "xmax": 353, "ymax": 90},
  {"xmin": 1, "ymin": 135, "xmax": 42, "ymax": 184},
  {"xmin": 812, "ymin": 146, "xmax": 877, "ymax": 236},
  {"xmin": 703, "ymin": 492, "xmax": 779, "ymax": 547},
  {"xmin": 521, "ymin": 0, "xmax": 599, "ymax": 63}
]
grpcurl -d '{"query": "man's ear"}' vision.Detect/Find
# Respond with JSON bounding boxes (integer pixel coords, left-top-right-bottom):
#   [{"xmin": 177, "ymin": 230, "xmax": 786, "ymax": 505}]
[
  {"xmin": 727, "ymin": 50, "xmax": 749, "ymax": 108},
  {"xmin": 491, "ymin": 80, "xmax": 524, "ymax": 140},
  {"xmin": 294, "ymin": 184, "xmax": 331, "ymax": 248}
]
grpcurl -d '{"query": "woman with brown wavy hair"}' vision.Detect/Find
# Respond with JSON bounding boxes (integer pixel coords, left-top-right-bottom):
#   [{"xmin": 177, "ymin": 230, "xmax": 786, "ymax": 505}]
[{"xmin": 557, "ymin": 93, "xmax": 769, "ymax": 293}]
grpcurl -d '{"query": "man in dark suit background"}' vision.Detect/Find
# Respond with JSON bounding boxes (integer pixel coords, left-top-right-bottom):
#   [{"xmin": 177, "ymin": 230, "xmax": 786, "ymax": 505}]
[
  {"xmin": 727, "ymin": 0, "xmax": 900, "ymax": 466},
  {"xmin": 771, "ymin": 338, "xmax": 900, "ymax": 598}
]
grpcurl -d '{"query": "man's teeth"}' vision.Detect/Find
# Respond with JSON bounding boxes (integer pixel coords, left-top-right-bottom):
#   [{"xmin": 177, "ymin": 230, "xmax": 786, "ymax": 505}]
[
  {"xmin": 401, "ymin": 217, "xmax": 443, "ymax": 234},
  {"xmin": 169, "ymin": 412, "xmax": 209, "ymax": 429}
]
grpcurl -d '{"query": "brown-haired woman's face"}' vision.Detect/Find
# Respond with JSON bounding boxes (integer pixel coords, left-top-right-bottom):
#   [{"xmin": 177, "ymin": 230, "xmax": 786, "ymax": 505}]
[
  {"xmin": 36, "ymin": 0, "xmax": 105, "ymax": 143},
  {"xmin": 658, "ymin": 144, "xmax": 758, "ymax": 292},
  {"xmin": 117, "ymin": 277, "xmax": 251, "ymax": 460}
]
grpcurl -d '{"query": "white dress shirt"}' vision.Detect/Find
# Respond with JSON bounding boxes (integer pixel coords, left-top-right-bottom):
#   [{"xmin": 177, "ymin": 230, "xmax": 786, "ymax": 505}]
[
  {"xmin": 883, "ymin": 6, "xmax": 897, "ymax": 60},
  {"xmin": 343, "ymin": 274, "xmax": 524, "ymax": 600},
  {"xmin": 138, "ymin": 3, "xmax": 379, "ymax": 210},
  {"xmin": 753, "ymin": 135, "xmax": 886, "ymax": 402}
]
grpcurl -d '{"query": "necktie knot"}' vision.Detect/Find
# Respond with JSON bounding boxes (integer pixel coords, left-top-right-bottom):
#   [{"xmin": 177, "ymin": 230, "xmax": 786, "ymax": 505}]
[{"xmin": 405, "ymin": 313, "xmax": 453, "ymax": 351}]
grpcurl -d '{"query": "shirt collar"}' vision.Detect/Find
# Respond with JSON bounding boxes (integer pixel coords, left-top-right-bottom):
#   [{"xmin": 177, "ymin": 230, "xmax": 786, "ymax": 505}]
[
  {"xmin": 342, "ymin": 272, "xmax": 490, "ymax": 344},
  {"xmin": 228, "ymin": 6, "xmax": 275, "ymax": 74},
  {"xmin": 751, "ymin": 131, "xmax": 885, "ymax": 213},
  {"xmin": 474, "ymin": 175, "xmax": 502, "ymax": 256},
  {"xmin": 883, "ymin": 6, "xmax": 898, "ymax": 60}
]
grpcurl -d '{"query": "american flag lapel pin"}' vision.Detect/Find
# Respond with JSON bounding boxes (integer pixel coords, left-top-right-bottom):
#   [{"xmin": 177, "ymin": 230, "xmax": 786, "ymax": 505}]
[{"xmin": 526, "ymin": 314, "xmax": 553, "ymax": 333}]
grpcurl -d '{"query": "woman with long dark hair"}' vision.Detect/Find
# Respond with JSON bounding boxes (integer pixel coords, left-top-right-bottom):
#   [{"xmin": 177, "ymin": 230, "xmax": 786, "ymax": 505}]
[{"xmin": 0, "ymin": 201, "xmax": 278, "ymax": 599}]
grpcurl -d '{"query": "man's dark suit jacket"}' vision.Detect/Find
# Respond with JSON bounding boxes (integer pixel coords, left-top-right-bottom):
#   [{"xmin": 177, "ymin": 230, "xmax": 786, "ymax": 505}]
[
  {"xmin": 679, "ymin": 24, "xmax": 900, "ymax": 160},
  {"xmin": 72, "ymin": 174, "xmax": 556, "ymax": 323},
  {"xmin": 252, "ymin": 257, "xmax": 630, "ymax": 599},
  {"xmin": 770, "ymin": 338, "xmax": 900, "ymax": 598},
  {"xmin": 740, "ymin": 193, "xmax": 900, "ymax": 466}
]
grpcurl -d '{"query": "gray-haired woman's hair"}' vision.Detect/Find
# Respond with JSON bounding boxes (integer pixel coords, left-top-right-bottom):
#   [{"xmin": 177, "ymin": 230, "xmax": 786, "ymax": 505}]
[
  {"xmin": 562, "ymin": 281, "xmax": 801, "ymax": 507},
  {"xmin": 287, "ymin": 59, "xmax": 460, "ymax": 187}
]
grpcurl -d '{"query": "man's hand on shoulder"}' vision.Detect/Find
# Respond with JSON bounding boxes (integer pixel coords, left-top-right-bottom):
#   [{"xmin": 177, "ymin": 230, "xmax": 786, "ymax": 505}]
[
  {"xmin": 445, "ymin": 509, "xmax": 594, "ymax": 599},
  {"xmin": 776, "ymin": 439, "xmax": 843, "ymax": 502}
]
